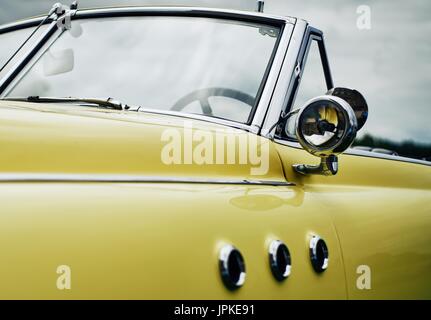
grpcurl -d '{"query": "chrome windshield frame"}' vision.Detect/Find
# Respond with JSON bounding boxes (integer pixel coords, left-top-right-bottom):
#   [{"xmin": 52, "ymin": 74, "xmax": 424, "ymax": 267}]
[{"xmin": 0, "ymin": 6, "xmax": 296, "ymax": 134}]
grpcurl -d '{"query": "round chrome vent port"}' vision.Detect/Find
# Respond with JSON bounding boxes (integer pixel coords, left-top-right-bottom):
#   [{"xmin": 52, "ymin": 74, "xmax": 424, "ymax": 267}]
[
  {"xmin": 268, "ymin": 240, "xmax": 291, "ymax": 281},
  {"xmin": 309, "ymin": 235, "xmax": 329, "ymax": 273},
  {"xmin": 219, "ymin": 244, "xmax": 246, "ymax": 290}
]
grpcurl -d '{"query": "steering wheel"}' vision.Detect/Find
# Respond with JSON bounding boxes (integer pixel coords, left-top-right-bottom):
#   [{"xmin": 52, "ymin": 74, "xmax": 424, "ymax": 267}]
[{"xmin": 171, "ymin": 87, "xmax": 255, "ymax": 116}]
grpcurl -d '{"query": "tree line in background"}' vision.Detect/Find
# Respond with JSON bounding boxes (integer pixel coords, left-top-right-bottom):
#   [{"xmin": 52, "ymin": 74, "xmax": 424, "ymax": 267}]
[{"xmin": 353, "ymin": 134, "xmax": 431, "ymax": 161}]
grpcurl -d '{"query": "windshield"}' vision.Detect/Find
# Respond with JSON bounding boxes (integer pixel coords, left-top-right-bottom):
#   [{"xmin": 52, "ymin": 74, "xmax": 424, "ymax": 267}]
[
  {"xmin": 0, "ymin": 27, "xmax": 35, "ymax": 68},
  {"xmin": 4, "ymin": 16, "xmax": 280, "ymax": 123}
]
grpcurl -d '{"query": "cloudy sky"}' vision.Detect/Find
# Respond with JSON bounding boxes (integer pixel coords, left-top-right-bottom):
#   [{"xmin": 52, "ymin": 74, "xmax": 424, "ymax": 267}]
[{"xmin": 0, "ymin": 0, "xmax": 430, "ymax": 144}]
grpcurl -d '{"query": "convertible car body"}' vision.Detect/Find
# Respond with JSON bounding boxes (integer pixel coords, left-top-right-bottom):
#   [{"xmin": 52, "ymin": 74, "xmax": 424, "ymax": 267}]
[{"xmin": 0, "ymin": 4, "xmax": 429, "ymax": 299}]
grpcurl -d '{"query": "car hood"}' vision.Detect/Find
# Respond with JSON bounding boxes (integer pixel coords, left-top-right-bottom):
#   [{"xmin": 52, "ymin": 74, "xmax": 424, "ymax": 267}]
[{"xmin": 0, "ymin": 100, "xmax": 286, "ymax": 183}]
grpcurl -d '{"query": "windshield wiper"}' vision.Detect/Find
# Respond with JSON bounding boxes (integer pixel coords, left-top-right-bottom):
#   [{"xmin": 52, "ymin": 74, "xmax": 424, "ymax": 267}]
[{"xmin": 2, "ymin": 96, "xmax": 136, "ymax": 111}]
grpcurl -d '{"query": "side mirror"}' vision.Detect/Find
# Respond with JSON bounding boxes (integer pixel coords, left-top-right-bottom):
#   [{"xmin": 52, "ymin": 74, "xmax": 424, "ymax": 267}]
[{"xmin": 292, "ymin": 90, "xmax": 366, "ymax": 176}]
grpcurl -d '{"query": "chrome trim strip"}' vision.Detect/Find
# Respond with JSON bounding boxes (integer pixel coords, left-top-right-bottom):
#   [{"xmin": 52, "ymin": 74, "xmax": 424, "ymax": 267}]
[
  {"xmin": 346, "ymin": 148, "xmax": 431, "ymax": 166},
  {"xmin": 274, "ymin": 138, "xmax": 431, "ymax": 167},
  {"xmin": 260, "ymin": 19, "xmax": 307, "ymax": 137},
  {"xmin": 74, "ymin": 6, "xmax": 293, "ymax": 23},
  {"xmin": 0, "ymin": 173, "xmax": 295, "ymax": 186},
  {"xmin": 251, "ymin": 20, "xmax": 295, "ymax": 130},
  {"xmin": 0, "ymin": 20, "xmax": 59, "ymax": 93},
  {"xmin": 0, "ymin": 16, "xmax": 47, "ymax": 34},
  {"xmin": 136, "ymin": 107, "xmax": 254, "ymax": 132},
  {"xmin": 0, "ymin": 7, "xmax": 295, "ymax": 33}
]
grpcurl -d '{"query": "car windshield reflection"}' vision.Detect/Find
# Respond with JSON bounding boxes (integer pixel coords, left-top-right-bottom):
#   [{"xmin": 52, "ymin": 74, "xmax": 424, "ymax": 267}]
[{"xmin": 5, "ymin": 16, "xmax": 280, "ymax": 124}]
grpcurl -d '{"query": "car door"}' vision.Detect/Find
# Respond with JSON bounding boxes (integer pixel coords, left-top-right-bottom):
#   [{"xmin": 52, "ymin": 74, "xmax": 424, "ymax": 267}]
[{"xmin": 274, "ymin": 26, "xmax": 431, "ymax": 299}]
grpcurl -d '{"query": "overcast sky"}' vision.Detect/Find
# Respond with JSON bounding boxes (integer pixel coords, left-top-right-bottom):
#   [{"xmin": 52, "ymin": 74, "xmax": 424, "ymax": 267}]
[{"xmin": 0, "ymin": 0, "xmax": 430, "ymax": 144}]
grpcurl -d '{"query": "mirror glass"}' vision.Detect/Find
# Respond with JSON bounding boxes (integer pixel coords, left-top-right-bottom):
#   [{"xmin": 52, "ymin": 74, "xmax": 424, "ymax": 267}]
[{"xmin": 298, "ymin": 100, "xmax": 347, "ymax": 149}]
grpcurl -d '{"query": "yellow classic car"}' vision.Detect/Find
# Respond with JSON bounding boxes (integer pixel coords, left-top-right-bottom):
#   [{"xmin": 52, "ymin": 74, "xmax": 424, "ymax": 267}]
[{"xmin": 0, "ymin": 2, "xmax": 429, "ymax": 300}]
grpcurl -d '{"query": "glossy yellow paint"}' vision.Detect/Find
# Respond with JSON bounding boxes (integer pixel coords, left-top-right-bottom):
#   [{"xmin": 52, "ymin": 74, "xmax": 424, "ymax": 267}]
[
  {"xmin": 276, "ymin": 142, "xmax": 431, "ymax": 299},
  {"xmin": 0, "ymin": 101, "xmax": 284, "ymax": 182},
  {"xmin": 0, "ymin": 183, "xmax": 347, "ymax": 299},
  {"xmin": 0, "ymin": 100, "xmax": 429, "ymax": 299}
]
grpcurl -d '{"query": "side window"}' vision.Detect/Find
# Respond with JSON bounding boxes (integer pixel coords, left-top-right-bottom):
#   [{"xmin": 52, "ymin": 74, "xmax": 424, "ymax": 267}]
[{"xmin": 285, "ymin": 38, "xmax": 331, "ymax": 138}]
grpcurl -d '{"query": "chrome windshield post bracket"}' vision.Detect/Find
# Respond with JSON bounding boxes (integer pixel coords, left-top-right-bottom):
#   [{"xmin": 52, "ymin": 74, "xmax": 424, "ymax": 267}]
[
  {"xmin": 54, "ymin": 2, "xmax": 79, "ymax": 31},
  {"xmin": 56, "ymin": 11, "xmax": 73, "ymax": 30}
]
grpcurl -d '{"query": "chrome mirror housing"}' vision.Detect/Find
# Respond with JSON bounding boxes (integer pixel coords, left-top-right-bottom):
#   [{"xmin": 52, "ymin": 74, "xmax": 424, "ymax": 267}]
[
  {"xmin": 292, "ymin": 95, "xmax": 358, "ymax": 176},
  {"xmin": 326, "ymin": 87, "xmax": 368, "ymax": 131}
]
